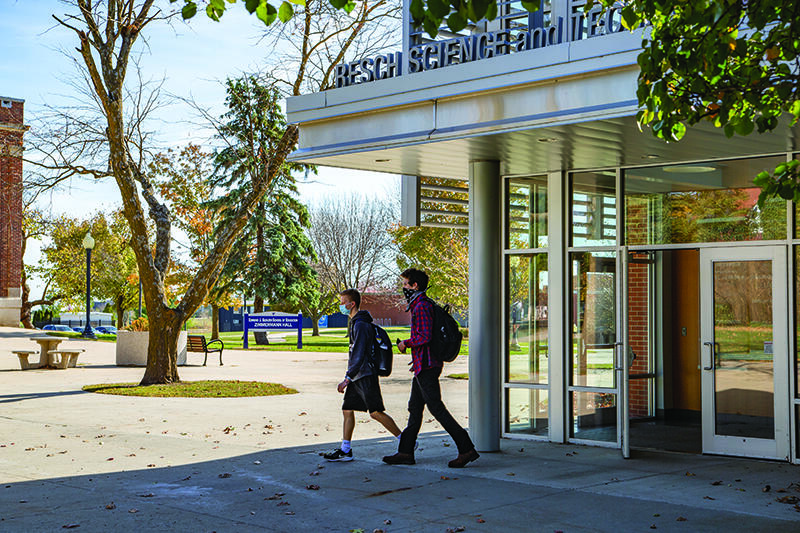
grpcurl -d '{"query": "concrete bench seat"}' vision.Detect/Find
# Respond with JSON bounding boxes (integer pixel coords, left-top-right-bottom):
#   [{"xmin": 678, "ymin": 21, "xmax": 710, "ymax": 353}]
[
  {"xmin": 48, "ymin": 349, "xmax": 85, "ymax": 369},
  {"xmin": 11, "ymin": 350, "xmax": 40, "ymax": 370}
]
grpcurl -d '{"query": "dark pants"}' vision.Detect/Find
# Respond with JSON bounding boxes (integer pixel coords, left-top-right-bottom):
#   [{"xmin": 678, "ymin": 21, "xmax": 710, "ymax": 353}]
[{"xmin": 398, "ymin": 367, "xmax": 474, "ymax": 454}]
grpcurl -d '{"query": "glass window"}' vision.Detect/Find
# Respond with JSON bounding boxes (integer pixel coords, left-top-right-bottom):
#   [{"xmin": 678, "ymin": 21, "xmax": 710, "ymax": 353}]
[
  {"xmin": 571, "ymin": 171, "xmax": 617, "ymax": 246},
  {"xmin": 508, "ymin": 177, "xmax": 548, "ymax": 249},
  {"xmin": 571, "ymin": 391, "xmax": 617, "ymax": 442},
  {"xmin": 508, "ymin": 254, "xmax": 548, "ymax": 384},
  {"xmin": 625, "ymin": 156, "xmax": 786, "ymax": 245},
  {"xmin": 571, "ymin": 251, "xmax": 616, "ymax": 388},
  {"xmin": 507, "ymin": 388, "xmax": 549, "ymax": 436}
]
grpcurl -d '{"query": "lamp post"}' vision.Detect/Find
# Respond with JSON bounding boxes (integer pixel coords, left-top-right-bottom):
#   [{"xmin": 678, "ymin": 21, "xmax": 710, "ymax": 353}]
[{"xmin": 82, "ymin": 232, "xmax": 96, "ymax": 339}]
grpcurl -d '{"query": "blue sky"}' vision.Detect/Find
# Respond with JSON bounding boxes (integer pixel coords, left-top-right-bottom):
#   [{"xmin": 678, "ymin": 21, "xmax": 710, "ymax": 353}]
[{"xmin": 1, "ymin": 1, "xmax": 398, "ymax": 298}]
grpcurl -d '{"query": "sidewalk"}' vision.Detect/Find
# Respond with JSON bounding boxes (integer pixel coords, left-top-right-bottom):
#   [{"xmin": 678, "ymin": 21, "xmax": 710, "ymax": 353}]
[{"xmin": 1, "ymin": 327, "xmax": 799, "ymax": 532}]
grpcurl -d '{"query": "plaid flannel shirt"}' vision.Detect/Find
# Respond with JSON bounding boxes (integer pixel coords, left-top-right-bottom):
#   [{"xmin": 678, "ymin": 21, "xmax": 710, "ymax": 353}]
[{"xmin": 403, "ymin": 293, "xmax": 442, "ymax": 375}]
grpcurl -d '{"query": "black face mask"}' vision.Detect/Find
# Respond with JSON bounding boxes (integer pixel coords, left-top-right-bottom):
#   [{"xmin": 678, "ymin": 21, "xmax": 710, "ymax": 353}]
[{"xmin": 402, "ymin": 287, "xmax": 416, "ymax": 303}]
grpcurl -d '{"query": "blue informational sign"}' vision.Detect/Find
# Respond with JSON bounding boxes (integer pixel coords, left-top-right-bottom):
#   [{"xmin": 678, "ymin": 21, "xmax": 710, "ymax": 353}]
[
  {"xmin": 317, "ymin": 315, "xmax": 328, "ymax": 328},
  {"xmin": 243, "ymin": 312, "xmax": 303, "ymax": 349}
]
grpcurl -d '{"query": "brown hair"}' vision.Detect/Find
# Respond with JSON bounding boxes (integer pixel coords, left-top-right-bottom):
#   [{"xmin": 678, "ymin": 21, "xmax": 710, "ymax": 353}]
[{"xmin": 339, "ymin": 288, "xmax": 361, "ymax": 308}]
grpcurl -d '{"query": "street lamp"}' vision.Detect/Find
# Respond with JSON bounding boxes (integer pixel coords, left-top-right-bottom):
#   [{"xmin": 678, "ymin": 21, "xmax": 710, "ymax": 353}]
[{"xmin": 82, "ymin": 231, "xmax": 96, "ymax": 339}]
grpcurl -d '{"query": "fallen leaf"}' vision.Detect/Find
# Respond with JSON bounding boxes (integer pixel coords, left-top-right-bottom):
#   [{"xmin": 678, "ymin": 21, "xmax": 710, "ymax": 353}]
[
  {"xmin": 441, "ymin": 476, "xmax": 450, "ymax": 480},
  {"xmin": 146, "ymin": 464, "xmax": 156, "ymax": 468},
  {"xmin": 711, "ymin": 481, "xmax": 723, "ymax": 486},
  {"xmin": 306, "ymin": 484, "xmax": 320, "ymax": 490},
  {"xmin": 128, "ymin": 509, "xmax": 138, "ymax": 514},
  {"xmin": 284, "ymin": 511, "xmax": 295, "ymax": 515},
  {"xmin": 685, "ymin": 472, "xmax": 695, "ymax": 476},
  {"xmin": 223, "ymin": 426, "xmax": 234, "ymax": 434},
  {"xmin": 277, "ymin": 501, "xmax": 290, "ymax": 506},
  {"xmin": 383, "ymin": 520, "xmax": 391, "ymax": 525},
  {"xmin": 61, "ymin": 524, "xmax": 80, "ymax": 529},
  {"xmin": 777, "ymin": 495, "xmax": 800, "ymax": 504},
  {"xmin": 219, "ymin": 473, "xmax": 232, "ymax": 479},
  {"xmin": 298, "ymin": 412, "xmax": 307, "ymax": 416},
  {"xmin": 106, "ymin": 458, "xmax": 114, "ymax": 461},
  {"xmin": 253, "ymin": 460, "xmax": 261, "ymax": 465},
  {"xmin": 105, "ymin": 503, "xmax": 116, "ymax": 510},
  {"xmin": 476, "ymin": 518, "xmax": 486, "ymax": 523},
  {"xmin": 650, "ymin": 525, "xmax": 657, "ymax": 529},
  {"xmin": 138, "ymin": 493, "xmax": 154, "ymax": 498},
  {"xmin": 676, "ymin": 516, "xmax": 687, "ymax": 522},
  {"xmin": 763, "ymin": 485, "xmax": 771, "ymax": 492},
  {"xmin": 703, "ymin": 496, "xmax": 715, "ymax": 500},
  {"xmin": 506, "ymin": 472, "xmax": 515, "ymax": 476},
  {"xmin": 445, "ymin": 527, "xmax": 465, "ymax": 533},
  {"xmin": 309, "ymin": 471, "xmax": 320, "ymax": 476}
]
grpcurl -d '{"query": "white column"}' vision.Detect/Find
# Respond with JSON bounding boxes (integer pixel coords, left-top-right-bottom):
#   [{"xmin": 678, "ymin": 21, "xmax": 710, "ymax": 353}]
[
  {"xmin": 468, "ymin": 160, "xmax": 502, "ymax": 452},
  {"xmin": 547, "ymin": 171, "xmax": 567, "ymax": 443}
]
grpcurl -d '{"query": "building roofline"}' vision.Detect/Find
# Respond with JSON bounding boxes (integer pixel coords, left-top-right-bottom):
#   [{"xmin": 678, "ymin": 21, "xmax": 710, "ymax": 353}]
[{"xmin": 0, "ymin": 96, "xmax": 25, "ymax": 103}]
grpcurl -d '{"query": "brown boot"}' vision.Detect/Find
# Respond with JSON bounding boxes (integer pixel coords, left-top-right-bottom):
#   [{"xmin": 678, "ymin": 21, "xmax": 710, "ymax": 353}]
[
  {"xmin": 382, "ymin": 452, "xmax": 415, "ymax": 465},
  {"xmin": 448, "ymin": 448, "xmax": 479, "ymax": 468}
]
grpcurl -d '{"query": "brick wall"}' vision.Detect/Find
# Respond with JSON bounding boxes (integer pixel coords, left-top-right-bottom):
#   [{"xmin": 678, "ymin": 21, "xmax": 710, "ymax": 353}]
[
  {"xmin": 0, "ymin": 97, "xmax": 25, "ymax": 300},
  {"xmin": 627, "ymin": 254, "xmax": 652, "ymax": 419}
]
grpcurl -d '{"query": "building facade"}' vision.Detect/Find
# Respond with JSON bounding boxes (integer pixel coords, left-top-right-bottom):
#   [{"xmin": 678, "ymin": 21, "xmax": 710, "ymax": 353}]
[
  {"xmin": 287, "ymin": 1, "xmax": 800, "ymax": 463},
  {"xmin": 0, "ymin": 96, "xmax": 25, "ymax": 327}
]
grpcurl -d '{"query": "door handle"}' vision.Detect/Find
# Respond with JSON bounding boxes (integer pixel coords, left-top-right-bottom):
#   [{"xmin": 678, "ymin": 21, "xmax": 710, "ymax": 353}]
[
  {"xmin": 614, "ymin": 342, "xmax": 623, "ymax": 371},
  {"xmin": 702, "ymin": 341, "xmax": 714, "ymax": 371}
]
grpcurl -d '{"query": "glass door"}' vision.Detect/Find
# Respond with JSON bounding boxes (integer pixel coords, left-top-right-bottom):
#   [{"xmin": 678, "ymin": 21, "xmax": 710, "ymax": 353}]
[{"xmin": 699, "ymin": 247, "xmax": 790, "ymax": 459}]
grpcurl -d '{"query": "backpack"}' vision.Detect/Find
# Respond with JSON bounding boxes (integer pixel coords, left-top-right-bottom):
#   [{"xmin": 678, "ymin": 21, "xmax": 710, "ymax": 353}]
[
  {"xmin": 371, "ymin": 324, "xmax": 393, "ymax": 377},
  {"xmin": 427, "ymin": 298, "xmax": 462, "ymax": 363}
]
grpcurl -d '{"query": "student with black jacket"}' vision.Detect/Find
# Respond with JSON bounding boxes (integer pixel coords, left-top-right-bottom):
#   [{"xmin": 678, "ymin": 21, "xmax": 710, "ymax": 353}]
[{"xmin": 323, "ymin": 288, "xmax": 402, "ymax": 461}]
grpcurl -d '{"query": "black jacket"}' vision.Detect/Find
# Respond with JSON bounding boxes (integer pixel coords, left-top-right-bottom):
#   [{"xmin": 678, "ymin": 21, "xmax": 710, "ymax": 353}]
[{"xmin": 346, "ymin": 310, "xmax": 375, "ymax": 382}]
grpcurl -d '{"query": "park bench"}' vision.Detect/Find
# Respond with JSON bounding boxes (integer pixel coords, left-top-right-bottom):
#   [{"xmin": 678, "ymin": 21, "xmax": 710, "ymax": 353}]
[
  {"xmin": 187, "ymin": 335, "xmax": 224, "ymax": 366},
  {"xmin": 11, "ymin": 350, "xmax": 40, "ymax": 370},
  {"xmin": 48, "ymin": 349, "xmax": 85, "ymax": 369}
]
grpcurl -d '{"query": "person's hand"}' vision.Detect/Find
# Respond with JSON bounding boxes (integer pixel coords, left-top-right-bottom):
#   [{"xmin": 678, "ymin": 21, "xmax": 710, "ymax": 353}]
[
  {"xmin": 397, "ymin": 340, "xmax": 407, "ymax": 353},
  {"xmin": 337, "ymin": 379, "xmax": 349, "ymax": 393}
]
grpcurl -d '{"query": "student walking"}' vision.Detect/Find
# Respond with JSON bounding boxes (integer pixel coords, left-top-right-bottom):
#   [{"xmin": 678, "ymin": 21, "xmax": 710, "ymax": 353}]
[
  {"xmin": 323, "ymin": 288, "xmax": 402, "ymax": 461},
  {"xmin": 383, "ymin": 268, "xmax": 479, "ymax": 468}
]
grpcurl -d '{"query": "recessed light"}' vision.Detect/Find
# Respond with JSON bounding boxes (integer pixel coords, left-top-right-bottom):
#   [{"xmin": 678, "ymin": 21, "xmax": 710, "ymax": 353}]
[
  {"xmin": 537, "ymin": 137, "xmax": 558, "ymax": 143},
  {"xmin": 662, "ymin": 165, "xmax": 716, "ymax": 174},
  {"xmin": 375, "ymin": 158, "xmax": 391, "ymax": 163},
  {"xmin": 642, "ymin": 154, "xmax": 660, "ymax": 159}
]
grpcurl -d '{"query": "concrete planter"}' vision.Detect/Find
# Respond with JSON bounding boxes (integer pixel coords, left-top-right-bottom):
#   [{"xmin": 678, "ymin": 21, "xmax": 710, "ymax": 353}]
[{"xmin": 116, "ymin": 331, "xmax": 187, "ymax": 366}]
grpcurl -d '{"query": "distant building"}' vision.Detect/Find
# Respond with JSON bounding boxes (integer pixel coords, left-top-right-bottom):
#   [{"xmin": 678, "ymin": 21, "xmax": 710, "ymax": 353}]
[{"xmin": 0, "ymin": 96, "xmax": 26, "ymax": 326}]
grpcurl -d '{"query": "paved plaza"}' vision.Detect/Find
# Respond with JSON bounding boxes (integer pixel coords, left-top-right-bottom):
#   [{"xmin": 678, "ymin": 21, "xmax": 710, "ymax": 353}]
[{"xmin": 1, "ymin": 326, "xmax": 799, "ymax": 532}]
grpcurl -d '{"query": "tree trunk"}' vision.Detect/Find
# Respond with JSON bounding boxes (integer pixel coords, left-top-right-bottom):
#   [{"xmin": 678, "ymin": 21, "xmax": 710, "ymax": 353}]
[
  {"xmin": 211, "ymin": 303, "xmax": 219, "ymax": 339},
  {"xmin": 115, "ymin": 295, "xmax": 125, "ymax": 327},
  {"xmin": 140, "ymin": 306, "xmax": 183, "ymax": 385},
  {"xmin": 20, "ymin": 273, "xmax": 33, "ymax": 329},
  {"xmin": 253, "ymin": 294, "xmax": 269, "ymax": 345}
]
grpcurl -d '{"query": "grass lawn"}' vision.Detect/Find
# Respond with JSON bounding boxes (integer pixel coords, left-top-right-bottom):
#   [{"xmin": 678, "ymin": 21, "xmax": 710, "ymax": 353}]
[
  {"xmin": 208, "ymin": 327, "xmax": 417, "ymax": 353},
  {"xmin": 42, "ymin": 331, "xmax": 118, "ymax": 342},
  {"xmin": 82, "ymin": 380, "xmax": 298, "ymax": 397}
]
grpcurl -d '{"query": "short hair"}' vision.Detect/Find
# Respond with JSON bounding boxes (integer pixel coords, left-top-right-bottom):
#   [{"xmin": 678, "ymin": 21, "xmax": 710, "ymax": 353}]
[
  {"xmin": 400, "ymin": 268, "xmax": 429, "ymax": 291},
  {"xmin": 339, "ymin": 288, "xmax": 361, "ymax": 308}
]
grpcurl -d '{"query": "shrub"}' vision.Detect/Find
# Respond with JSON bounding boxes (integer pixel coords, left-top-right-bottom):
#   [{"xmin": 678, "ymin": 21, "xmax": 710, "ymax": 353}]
[{"xmin": 125, "ymin": 316, "xmax": 149, "ymax": 332}]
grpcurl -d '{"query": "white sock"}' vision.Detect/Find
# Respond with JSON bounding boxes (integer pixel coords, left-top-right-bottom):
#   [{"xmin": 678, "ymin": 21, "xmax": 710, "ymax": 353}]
[{"xmin": 341, "ymin": 440, "xmax": 351, "ymax": 453}]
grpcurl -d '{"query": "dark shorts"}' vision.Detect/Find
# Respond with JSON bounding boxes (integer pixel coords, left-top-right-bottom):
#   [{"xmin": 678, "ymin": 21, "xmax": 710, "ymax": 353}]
[{"xmin": 342, "ymin": 374, "xmax": 385, "ymax": 413}]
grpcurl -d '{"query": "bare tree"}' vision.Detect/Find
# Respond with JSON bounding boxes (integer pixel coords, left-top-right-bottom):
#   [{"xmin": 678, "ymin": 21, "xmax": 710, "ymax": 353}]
[{"xmin": 302, "ymin": 193, "xmax": 397, "ymax": 332}]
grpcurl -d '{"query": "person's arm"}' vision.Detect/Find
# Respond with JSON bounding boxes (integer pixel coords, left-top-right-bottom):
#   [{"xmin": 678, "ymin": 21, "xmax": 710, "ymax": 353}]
[
  {"xmin": 404, "ymin": 300, "xmax": 433, "ymax": 348},
  {"xmin": 345, "ymin": 321, "xmax": 371, "ymax": 379}
]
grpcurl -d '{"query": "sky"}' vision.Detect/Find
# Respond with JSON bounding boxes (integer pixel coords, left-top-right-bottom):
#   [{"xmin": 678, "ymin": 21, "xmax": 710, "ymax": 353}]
[{"xmin": 0, "ymin": 1, "xmax": 399, "ymax": 300}]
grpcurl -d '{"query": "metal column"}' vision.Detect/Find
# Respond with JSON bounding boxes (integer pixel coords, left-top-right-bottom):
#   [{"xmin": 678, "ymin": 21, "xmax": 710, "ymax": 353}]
[{"xmin": 468, "ymin": 160, "xmax": 502, "ymax": 452}]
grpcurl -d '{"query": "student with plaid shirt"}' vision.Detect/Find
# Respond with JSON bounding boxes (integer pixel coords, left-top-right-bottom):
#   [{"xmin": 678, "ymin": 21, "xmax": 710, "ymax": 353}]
[{"xmin": 383, "ymin": 268, "xmax": 479, "ymax": 468}]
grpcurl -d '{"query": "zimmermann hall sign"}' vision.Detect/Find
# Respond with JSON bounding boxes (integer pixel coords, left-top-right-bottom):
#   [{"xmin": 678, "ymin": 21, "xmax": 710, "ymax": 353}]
[{"xmin": 334, "ymin": 7, "xmax": 628, "ymax": 88}]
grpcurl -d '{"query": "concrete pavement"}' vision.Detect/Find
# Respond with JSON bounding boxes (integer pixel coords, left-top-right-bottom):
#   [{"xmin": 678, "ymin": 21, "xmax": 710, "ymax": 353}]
[{"xmin": 1, "ymin": 326, "xmax": 799, "ymax": 532}]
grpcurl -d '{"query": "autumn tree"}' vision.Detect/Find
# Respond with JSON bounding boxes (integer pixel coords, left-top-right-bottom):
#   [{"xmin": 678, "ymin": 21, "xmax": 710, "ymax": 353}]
[{"xmin": 20, "ymin": 206, "xmax": 61, "ymax": 329}]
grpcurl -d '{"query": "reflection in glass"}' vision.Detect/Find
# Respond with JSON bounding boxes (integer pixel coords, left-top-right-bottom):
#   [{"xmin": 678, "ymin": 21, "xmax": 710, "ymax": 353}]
[
  {"xmin": 625, "ymin": 156, "xmax": 786, "ymax": 245},
  {"xmin": 572, "ymin": 391, "xmax": 617, "ymax": 442},
  {"xmin": 508, "ymin": 255, "xmax": 548, "ymax": 384},
  {"xmin": 713, "ymin": 260, "xmax": 774, "ymax": 439},
  {"xmin": 507, "ymin": 388, "xmax": 548, "ymax": 436},
  {"xmin": 508, "ymin": 177, "xmax": 548, "ymax": 249},
  {"xmin": 571, "ymin": 252, "xmax": 616, "ymax": 388},
  {"xmin": 571, "ymin": 171, "xmax": 616, "ymax": 247}
]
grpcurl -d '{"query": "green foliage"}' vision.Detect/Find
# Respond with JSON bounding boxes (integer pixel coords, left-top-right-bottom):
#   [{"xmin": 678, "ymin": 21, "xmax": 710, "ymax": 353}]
[
  {"xmin": 209, "ymin": 75, "xmax": 320, "ymax": 313},
  {"xmin": 125, "ymin": 316, "xmax": 150, "ymax": 332}
]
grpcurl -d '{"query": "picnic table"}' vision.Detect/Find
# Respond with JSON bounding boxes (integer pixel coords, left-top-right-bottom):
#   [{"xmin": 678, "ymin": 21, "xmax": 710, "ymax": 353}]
[{"xmin": 28, "ymin": 336, "xmax": 66, "ymax": 368}]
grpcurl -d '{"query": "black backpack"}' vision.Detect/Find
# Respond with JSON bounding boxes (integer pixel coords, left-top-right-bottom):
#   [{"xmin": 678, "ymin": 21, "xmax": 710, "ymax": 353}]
[
  {"xmin": 371, "ymin": 324, "xmax": 393, "ymax": 377},
  {"xmin": 427, "ymin": 298, "xmax": 462, "ymax": 363}
]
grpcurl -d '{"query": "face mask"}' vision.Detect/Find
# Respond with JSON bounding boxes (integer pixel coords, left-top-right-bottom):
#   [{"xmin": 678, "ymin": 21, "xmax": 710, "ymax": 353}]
[
  {"xmin": 402, "ymin": 287, "xmax": 416, "ymax": 302},
  {"xmin": 339, "ymin": 303, "xmax": 350, "ymax": 315}
]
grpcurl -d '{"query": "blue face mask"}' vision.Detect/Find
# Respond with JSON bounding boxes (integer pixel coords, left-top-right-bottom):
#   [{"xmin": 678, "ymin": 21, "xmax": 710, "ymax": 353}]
[{"xmin": 339, "ymin": 304, "xmax": 350, "ymax": 315}]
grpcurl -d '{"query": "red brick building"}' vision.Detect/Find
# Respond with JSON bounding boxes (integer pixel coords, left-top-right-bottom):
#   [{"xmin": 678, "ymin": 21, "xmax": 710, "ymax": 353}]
[{"xmin": 0, "ymin": 97, "xmax": 26, "ymax": 326}]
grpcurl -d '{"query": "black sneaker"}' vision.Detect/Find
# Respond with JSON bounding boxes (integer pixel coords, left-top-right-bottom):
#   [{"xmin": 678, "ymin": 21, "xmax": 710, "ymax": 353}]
[{"xmin": 323, "ymin": 448, "xmax": 353, "ymax": 462}]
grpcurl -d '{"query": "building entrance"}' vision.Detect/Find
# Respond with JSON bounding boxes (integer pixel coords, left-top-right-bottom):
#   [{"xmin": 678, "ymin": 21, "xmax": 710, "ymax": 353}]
[{"xmin": 623, "ymin": 247, "xmax": 791, "ymax": 460}]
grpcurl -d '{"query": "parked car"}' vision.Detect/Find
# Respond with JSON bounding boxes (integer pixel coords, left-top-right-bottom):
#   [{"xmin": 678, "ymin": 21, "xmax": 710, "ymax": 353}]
[
  {"xmin": 42, "ymin": 324, "xmax": 74, "ymax": 332},
  {"xmin": 95, "ymin": 326, "xmax": 117, "ymax": 335},
  {"xmin": 71, "ymin": 326, "xmax": 100, "ymax": 335}
]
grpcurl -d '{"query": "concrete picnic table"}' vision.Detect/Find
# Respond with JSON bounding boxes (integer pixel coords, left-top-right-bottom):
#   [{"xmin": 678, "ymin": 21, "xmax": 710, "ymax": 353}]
[{"xmin": 28, "ymin": 336, "xmax": 67, "ymax": 368}]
